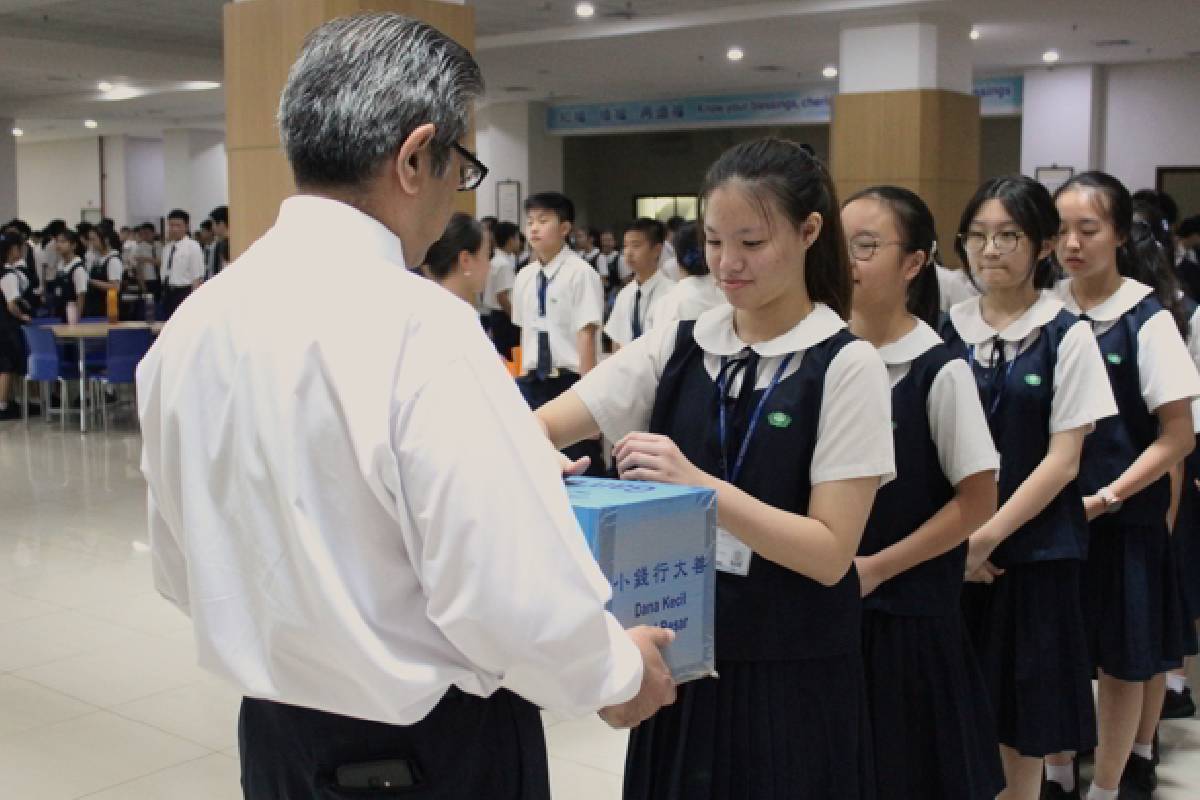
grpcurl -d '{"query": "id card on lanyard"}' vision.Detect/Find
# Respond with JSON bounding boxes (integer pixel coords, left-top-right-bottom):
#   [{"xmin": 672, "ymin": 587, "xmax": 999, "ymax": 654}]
[{"xmin": 713, "ymin": 351, "xmax": 795, "ymax": 576}]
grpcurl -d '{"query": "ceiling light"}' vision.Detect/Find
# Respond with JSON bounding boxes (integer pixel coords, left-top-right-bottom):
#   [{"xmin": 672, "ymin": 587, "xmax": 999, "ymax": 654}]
[
  {"xmin": 185, "ymin": 81, "xmax": 221, "ymax": 91},
  {"xmin": 11, "ymin": 128, "xmax": 23, "ymax": 137},
  {"xmin": 970, "ymin": 27, "xmax": 980, "ymax": 41},
  {"xmin": 726, "ymin": 46, "xmax": 744, "ymax": 62},
  {"xmin": 1042, "ymin": 49, "xmax": 1060, "ymax": 63},
  {"xmin": 83, "ymin": 119, "xmax": 98, "ymax": 129},
  {"xmin": 97, "ymin": 81, "xmax": 113, "ymax": 92},
  {"xmin": 822, "ymin": 65, "xmax": 839, "ymax": 79},
  {"xmin": 101, "ymin": 84, "xmax": 139, "ymax": 101},
  {"xmin": 575, "ymin": 1, "xmax": 595, "ymax": 18}
]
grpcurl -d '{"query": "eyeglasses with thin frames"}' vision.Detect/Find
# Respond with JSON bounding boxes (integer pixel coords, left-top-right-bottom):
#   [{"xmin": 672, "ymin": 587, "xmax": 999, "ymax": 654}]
[
  {"xmin": 847, "ymin": 237, "xmax": 904, "ymax": 261},
  {"xmin": 958, "ymin": 230, "xmax": 1024, "ymax": 255},
  {"xmin": 451, "ymin": 142, "xmax": 488, "ymax": 192}
]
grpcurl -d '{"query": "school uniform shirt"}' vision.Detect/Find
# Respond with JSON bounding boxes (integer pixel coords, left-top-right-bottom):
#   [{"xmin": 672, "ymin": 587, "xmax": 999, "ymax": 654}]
[
  {"xmin": 878, "ymin": 320, "xmax": 999, "ymax": 482},
  {"xmin": 1188, "ymin": 303, "xmax": 1200, "ymax": 433},
  {"xmin": 576, "ymin": 302, "xmax": 895, "ymax": 487},
  {"xmin": 8, "ymin": 260, "xmax": 30, "ymax": 297},
  {"xmin": 937, "ymin": 265, "xmax": 979, "ymax": 313},
  {"xmin": 1055, "ymin": 278, "xmax": 1200, "ymax": 417},
  {"xmin": 132, "ymin": 241, "xmax": 158, "ymax": 282},
  {"xmin": 138, "ymin": 195, "xmax": 642, "ymax": 727},
  {"xmin": 511, "ymin": 246, "xmax": 605, "ymax": 375},
  {"xmin": 102, "ymin": 250, "xmax": 124, "ymax": 282},
  {"xmin": 596, "ymin": 252, "xmax": 630, "ymax": 286},
  {"xmin": 482, "ymin": 250, "xmax": 516, "ymax": 313},
  {"xmin": 66, "ymin": 257, "xmax": 89, "ymax": 298},
  {"xmin": 658, "ymin": 249, "xmax": 682, "ymax": 282},
  {"xmin": 162, "ymin": 236, "xmax": 206, "ymax": 287},
  {"xmin": 604, "ymin": 270, "xmax": 674, "ymax": 347},
  {"xmin": 0, "ymin": 269, "xmax": 21, "ymax": 306},
  {"xmin": 654, "ymin": 274, "xmax": 727, "ymax": 326},
  {"xmin": 38, "ymin": 245, "xmax": 60, "ymax": 286}
]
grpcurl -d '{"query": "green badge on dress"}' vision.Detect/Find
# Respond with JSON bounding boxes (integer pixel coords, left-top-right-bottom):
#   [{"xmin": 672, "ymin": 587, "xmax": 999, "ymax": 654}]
[
  {"xmin": 1107, "ymin": 353, "xmax": 1123, "ymax": 365},
  {"xmin": 1024, "ymin": 374, "xmax": 1043, "ymax": 386},
  {"xmin": 767, "ymin": 412, "xmax": 792, "ymax": 429}
]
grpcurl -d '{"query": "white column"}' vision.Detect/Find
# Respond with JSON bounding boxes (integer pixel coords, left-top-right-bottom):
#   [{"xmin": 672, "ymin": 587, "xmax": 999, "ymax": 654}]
[
  {"xmin": 475, "ymin": 101, "xmax": 563, "ymax": 223},
  {"xmin": 101, "ymin": 135, "xmax": 129, "ymax": 224},
  {"xmin": 0, "ymin": 120, "xmax": 17, "ymax": 223},
  {"xmin": 162, "ymin": 128, "xmax": 229, "ymax": 223},
  {"xmin": 839, "ymin": 20, "xmax": 972, "ymax": 95},
  {"xmin": 1020, "ymin": 65, "xmax": 1106, "ymax": 178}
]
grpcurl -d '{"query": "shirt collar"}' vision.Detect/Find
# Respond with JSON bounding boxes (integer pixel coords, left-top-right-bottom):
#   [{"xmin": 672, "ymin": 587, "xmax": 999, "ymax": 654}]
[
  {"xmin": 875, "ymin": 319, "xmax": 944, "ymax": 365},
  {"xmin": 536, "ymin": 245, "xmax": 571, "ymax": 279},
  {"xmin": 634, "ymin": 270, "xmax": 669, "ymax": 293},
  {"xmin": 275, "ymin": 195, "xmax": 407, "ymax": 268},
  {"xmin": 694, "ymin": 302, "xmax": 846, "ymax": 357},
  {"xmin": 948, "ymin": 291, "xmax": 1064, "ymax": 345},
  {"xmin": 1055, "ymin": 277, "xmax": 1152, "ymax": 322}
]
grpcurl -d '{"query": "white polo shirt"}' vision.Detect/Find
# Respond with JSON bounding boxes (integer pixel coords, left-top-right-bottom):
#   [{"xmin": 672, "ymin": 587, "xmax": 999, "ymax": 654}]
[
  {"xmin": 512, "ymin": 246, "xmax": 605, "ymax": 375},
  {"xmin": 604, "ymin": 270, "xmax": 675, "ymax": 347}
]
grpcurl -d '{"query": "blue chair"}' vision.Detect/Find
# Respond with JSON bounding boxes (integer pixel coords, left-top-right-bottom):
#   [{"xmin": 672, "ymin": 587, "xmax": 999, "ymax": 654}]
[
  {"xmin": 91, "ymin": 328, "xmax": 152, "ymax": 430},
  {"xmin": 22, "ymin": 325, "xmax": 81, "ymax": 429}
]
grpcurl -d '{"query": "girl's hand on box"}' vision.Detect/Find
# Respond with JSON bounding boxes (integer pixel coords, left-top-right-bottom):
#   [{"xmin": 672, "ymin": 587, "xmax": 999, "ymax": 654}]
[{"xmin": 613, "ymin": 433, "xmax": 706, "ymax": 487}]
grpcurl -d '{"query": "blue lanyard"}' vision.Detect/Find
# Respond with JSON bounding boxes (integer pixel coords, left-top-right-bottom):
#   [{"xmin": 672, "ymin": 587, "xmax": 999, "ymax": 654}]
[
  {"xmin": 968, "ymin": 341, "xmax": 1019, "ymax": 417},
  {"xmin": 716, "ymin": 352, "xmax": 795, "ymax": 485}
]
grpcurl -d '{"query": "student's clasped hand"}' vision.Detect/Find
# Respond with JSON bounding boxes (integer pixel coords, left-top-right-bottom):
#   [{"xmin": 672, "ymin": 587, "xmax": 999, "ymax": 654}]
[
  {"xmin": 598, "ymin": 626, "xmax": 677, "ymax": 729},
  {"xmin": 613, "ymin": 432, "xmax": 706, "ymax": 486}
]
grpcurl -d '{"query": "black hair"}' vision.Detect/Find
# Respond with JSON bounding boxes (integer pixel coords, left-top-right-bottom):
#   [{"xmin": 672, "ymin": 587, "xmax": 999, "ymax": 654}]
[
  {"xmin": 8, "ymin": 219, "xmax": 31, "ymax": 237},
  {"xmin": 665, "ymin": 215, "xmax": 685, "ymax": 232},
  {"xmin": 209, "ymin": 205, "xmax": 229, "ymax": 225},
  {"xmin": 1, "ymin": 234, "xmax": 23, "ymax": 263},
  {"xmin": 199, "ymin": 219, "xmax": 213, "ymax": 232},
  {"xmin": 57, "ymin": 228, "xmax": 85, "ymax": 259},
  {"xmin": 76, "ymin": 222, "xmax": 94, "ymax": 240},
  {"xmin": 1059, "ymin": 171, "xmax": 1189, "ymax": 338},
  {"xmin": 845, "ymin": 185, "xmax": 941, "ymax": 327},
  {"xmin": 524, "ymin": 192, "xmax": 575, "ymax": 225},
  {"xmin": 493, "ymin": 221, "xmax": 520, "ymax": 250},
  {"xmin": 139, "ymin": 222, "xmax": 156, "ymax": 233},
  {"xmin": 44, "ymin": 219, "xmax": 67, "ymax": 239},
  {"xmin": 480, "ymin": 216, "xmax": 497, "ymax": 229},
  {"xmin": 1179, "ymin": 216, "xmax": 1200, "ymax": 239},
  {"xmin": 1132, "ymin": 189, "xmax": 1178, "ymax": 227},
  {"xmin": 167, "ymin": 209, "xmax": 190, "ymax": 225},
  {"xmin": 422, "ymin": 211, "xmax": 483, "ymax": 281},
  {"xmin": 674, "ymin": 221, "xmax": 708, "ymax": 277},
  {"xmin": 626, "ymin": 217, "xmax": 665, "ymax": 247},
  {"xmin": 700, "ymin": 137, "xmax": 851, "ymax": 319},
  {"xmin": 957, "ymin": 175, "xmax": 1059, "ymax": 291},
  {"xmin": 102, "ymin": 229, "xmax": 123, "ymax": 253}
]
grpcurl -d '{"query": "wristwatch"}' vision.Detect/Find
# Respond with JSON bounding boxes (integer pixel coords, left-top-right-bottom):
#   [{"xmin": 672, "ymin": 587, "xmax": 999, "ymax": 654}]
[{"xmin": 1097, "ymin": 486, "xmax": 1123, "ymax": 514}]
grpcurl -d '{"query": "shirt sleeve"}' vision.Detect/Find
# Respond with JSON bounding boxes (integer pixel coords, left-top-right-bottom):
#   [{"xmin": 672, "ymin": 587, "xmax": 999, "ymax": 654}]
[
  {"xmin": 572, "ymin": 265, "xmax": 604, "ymax": 332},
  {"xmin": 511, "ymin": 270, "xmax": 530, "ymax": 327},
  {"xmin": 1049, "ymin": 321, "xmax": 1119, "ymax": 433},
  {"xmin": 927, "ymin": 359, "xmax": 1000, "ymax": 485},
  {"xmin": 73, "ymin": 266, "xmax": 89, "ymax": 295},
  {"xmin": 0, "ymin": 274, "xmax": 18, "ymax": 304},
  {"xmin": 392, "ymin": 332, "xmax": 642, "ymax": 716},
  {"xmin": 811, "ymin": 340, "xmax": 896, "ymax": 486},
  {"xmin": 575, "ymin": 320, "xmax": 680, "ymax": 443},
  {"xmin": 107, "ymin": 257, "xmax": 124, "ymax": 282},
  {"xmin": 1188, "ymin": 308, "xmax": 1200, "ymax": 433},
  {"xmin": 496, "ymin": 261, "xmax": 515, "ymax": 295},
  {"xmin": 604, "ymin": 284, "xmax": 633, "ymax": 345},
  {"xmin": 1137, "ymin": 309, "xmax": 1200, "ymax": 413}
]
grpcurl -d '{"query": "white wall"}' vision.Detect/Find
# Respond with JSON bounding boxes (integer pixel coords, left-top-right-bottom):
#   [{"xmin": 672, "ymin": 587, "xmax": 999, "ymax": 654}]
[
  {"xmin": 163, "ymin": 128, "xmax": 227, "ymax": 223},
  {"xmin": 475, "ymin": 101, "xmax": 562, "ymax": 223},
  {"xmin": 1104, "ymin": 60, "xmax": 1200, "ymax": 192},
  {"xmin": 1020, "ymin": 65, "xmax": 1105, "ymax": 179},
  {"xmin": 101, "ymin": 136, "xmax": 128, "ymax": 225},
  {"xmin": 125, "ymin": 137, "xmax": 164, "ymax": 226},
  {"xmin": 16, "ymin": 137, "xmax": 102, "ymax": 226}
]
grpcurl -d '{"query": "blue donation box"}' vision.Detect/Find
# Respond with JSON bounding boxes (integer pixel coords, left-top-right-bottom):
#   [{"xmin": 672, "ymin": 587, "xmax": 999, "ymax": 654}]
[{"xmin": 566, "ymin": 477, "xmax": 717, "ymax": 683}]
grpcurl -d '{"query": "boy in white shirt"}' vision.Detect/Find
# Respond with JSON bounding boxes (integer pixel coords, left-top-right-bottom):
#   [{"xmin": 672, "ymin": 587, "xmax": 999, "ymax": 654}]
[
  {"xmin": 512, "ymin": 192, "xmax": 605, "ymax": 475},
  {"xmin": 605, "ymin": 218, "xmax": 675, "ymax": 351}
]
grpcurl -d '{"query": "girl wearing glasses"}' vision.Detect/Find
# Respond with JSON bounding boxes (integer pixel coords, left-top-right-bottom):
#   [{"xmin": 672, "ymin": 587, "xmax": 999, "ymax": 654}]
[
  {"xmin": 1051, "ymin": 172, "xmax": 1200, "ymax": 800},
  {"xmin": 841, "ymin": 186, "xmax": 1003, "ymax": 800},
  {"xmin": 939, "ymin": 175, "xmax": 1116, "ymax": 800},
  {"xmin": 536, "ymin": 138, "xmax": 894, "ymax": 799}
]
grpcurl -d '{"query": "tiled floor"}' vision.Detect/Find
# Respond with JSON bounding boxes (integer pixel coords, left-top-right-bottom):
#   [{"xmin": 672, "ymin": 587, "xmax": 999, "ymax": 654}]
[{"xmin": 1, "ymin": 420, "xmax": 1198, "ymax": 798}]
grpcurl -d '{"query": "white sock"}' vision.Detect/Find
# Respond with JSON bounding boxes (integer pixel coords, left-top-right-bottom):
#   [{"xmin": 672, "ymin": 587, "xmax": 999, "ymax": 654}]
[
  {"xmin": 1046, "ymin": 761, "xmax": 1076, "ymax": 792},
  {"xmin": 1086, "ymin": 787, "xmax": 1118, "ymax": 800},
  {"xmin": 1132, "ymin": 741, "xmax": 1153, "ymax": 760},
  {"xmin": 1168, "ymin": 673, "xmax": 1187, "ymax": 693}
]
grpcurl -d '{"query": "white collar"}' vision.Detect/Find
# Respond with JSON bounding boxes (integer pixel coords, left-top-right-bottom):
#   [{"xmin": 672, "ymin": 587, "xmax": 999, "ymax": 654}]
[
  {"xmin": 875, "ymin": 318, "xmax": 944, "ymax": 366},
  {"xmin": 949, "ymin": 291, "xmax": 1063, "ymax": 345},
  {"xmin": 276, "ymin": 195, "xmax": 407, "ymax": 268},
  {"xmin": 694, "ymin": 302, "xmax": 846, "ymax": 357},
  {"xmin": 535, "ymin": 245, "xmax": 572, "ymax": 279},
  {"xmin": 633, "ymin": 270, "xmax": 669, "ymax": 293},
  {"xmin": 1055, "ymin": 277, "xmax": 1152, "ymax": 323}
]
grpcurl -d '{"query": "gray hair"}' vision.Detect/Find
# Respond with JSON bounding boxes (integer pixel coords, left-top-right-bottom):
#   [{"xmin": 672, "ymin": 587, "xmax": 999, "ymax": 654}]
[{"xmin": 278, "ymin": 13, "xmax": 483, "ymax": 189}]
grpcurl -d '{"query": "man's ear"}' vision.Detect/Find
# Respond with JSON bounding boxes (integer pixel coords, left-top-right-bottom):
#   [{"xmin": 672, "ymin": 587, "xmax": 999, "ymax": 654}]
[{"xmin": 393, "ymin": 123, "xmax": 438, "ymax": 196}]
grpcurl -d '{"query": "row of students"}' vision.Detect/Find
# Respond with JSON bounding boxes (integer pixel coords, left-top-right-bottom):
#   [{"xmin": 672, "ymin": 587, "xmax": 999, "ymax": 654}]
[{"xmin": 511, "ymin": 145, "xmax": 1193, "ymax": 800}]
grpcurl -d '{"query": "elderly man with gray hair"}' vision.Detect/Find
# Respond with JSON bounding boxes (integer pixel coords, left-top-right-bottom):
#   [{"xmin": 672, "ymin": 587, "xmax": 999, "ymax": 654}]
[{"xmin": 137, "ymin": 13, "xmax": 675, "ymax": 799}]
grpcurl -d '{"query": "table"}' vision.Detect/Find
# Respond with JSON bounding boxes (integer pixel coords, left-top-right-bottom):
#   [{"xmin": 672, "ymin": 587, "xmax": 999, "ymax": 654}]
[{"xmin": 47, "ymin": 322, "xmax": 164, "ymax": 433}]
